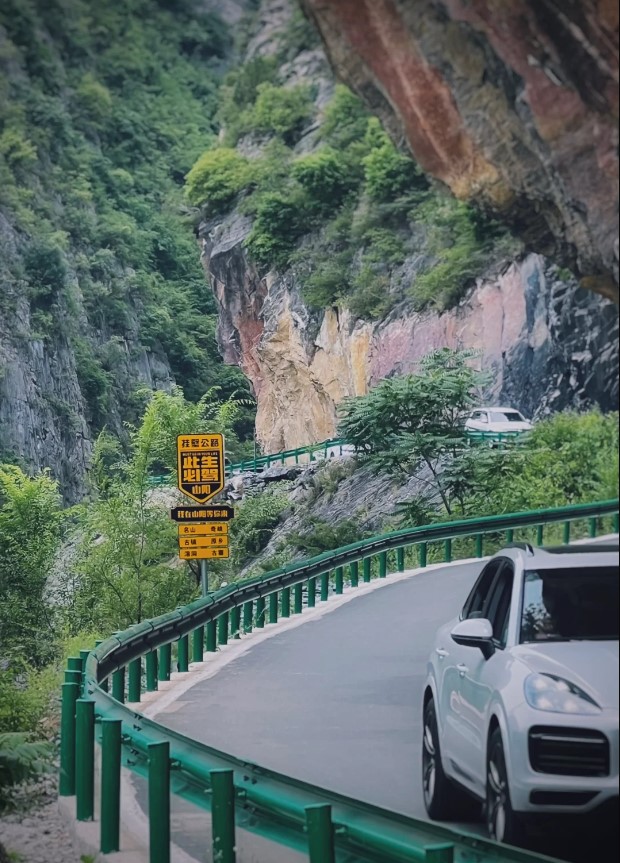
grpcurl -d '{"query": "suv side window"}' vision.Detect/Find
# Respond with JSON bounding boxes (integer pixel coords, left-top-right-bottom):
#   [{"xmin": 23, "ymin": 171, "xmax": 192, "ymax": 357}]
[
  {"xmin": 483, "ymin": 561, "xmax": 514, "ymax": 647},
  {"xmin": 461, "ymin": 560, "xmax": 503, "ymax": 620}
]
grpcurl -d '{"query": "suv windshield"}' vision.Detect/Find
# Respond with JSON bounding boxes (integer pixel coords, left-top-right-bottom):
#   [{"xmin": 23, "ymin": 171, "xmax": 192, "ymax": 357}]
[
  {"xmin": 520, "ymin": 567, "xmax": 619, "ymax": 642},
  {"xmin": 489, "ymin": 410, "xmax": 524, "ymax": 423}
]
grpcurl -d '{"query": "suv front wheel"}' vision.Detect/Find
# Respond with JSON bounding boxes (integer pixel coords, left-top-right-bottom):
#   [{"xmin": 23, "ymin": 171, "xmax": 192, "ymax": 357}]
[
  {"xmin": 422, "ymin": 698, "xmax": 478, "ymax": 820},
  {"xmin": 486, "ymin": 727, "xmax": 527, "ymax": 844}
]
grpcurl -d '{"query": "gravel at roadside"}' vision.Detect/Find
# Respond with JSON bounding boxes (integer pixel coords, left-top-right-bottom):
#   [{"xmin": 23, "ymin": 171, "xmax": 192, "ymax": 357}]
[{"xmin": 0, "ymin": 774, "xmax": 81, "ymax": 863}]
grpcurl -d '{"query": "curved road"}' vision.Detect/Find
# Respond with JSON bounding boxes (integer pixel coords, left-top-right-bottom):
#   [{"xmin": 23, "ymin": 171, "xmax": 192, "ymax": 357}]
[{"xmin": 147, "ymin": 552, "xmax": 617, "ymax": 863}]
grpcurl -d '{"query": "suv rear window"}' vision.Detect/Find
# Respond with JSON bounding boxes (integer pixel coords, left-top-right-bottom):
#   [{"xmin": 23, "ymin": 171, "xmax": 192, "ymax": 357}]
[{"xmin": 520, "ymin": 567, "xmax": 619, "ymax": 642}]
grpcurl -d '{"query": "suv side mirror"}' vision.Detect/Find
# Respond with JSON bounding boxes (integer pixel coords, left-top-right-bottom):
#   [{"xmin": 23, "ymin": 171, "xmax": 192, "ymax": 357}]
[{"xmin": 451, "ymin": 618, "xmax": 495, "ymax": 660}]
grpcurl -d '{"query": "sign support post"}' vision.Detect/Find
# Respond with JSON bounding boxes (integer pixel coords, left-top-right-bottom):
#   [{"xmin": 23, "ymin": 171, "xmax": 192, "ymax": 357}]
[{"xmin": 200, "ymin": 559, "xmax": 209, "ymax": 597}]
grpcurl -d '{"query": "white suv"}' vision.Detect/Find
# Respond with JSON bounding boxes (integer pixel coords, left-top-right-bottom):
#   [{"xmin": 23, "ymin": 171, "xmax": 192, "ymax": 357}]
[
  {"xmin": 464, "ymin": 407, "xmax": 533, "ymax": 436},
  {"xmin": 422, "ymin": 543, "xmax": 619, "ymax": 844}
]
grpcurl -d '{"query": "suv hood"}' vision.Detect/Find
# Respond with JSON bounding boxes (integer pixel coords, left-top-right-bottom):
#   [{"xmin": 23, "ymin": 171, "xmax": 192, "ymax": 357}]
[{"xmin": 514, "ymin": 642, "xmax": 619, "ymax": 709}]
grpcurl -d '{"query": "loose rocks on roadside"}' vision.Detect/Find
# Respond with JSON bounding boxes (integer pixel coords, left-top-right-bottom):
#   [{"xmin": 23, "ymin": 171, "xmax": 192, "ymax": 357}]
[{"xmin": 0, "ymin": 774, "xmax": 81, "ymax": 863}]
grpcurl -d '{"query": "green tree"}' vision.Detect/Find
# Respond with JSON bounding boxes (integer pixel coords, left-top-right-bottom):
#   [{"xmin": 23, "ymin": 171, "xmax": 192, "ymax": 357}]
[
  {"xmin": 338, "ymin": 349, "xmax": 490, "ymax": 514},
  {"xmin": 66, "ymin": 387, "xmax": 248, "ymax": 632},
  {"xmin": 0, "ymin": 467, "xmax": 63, "ymax": 667}
]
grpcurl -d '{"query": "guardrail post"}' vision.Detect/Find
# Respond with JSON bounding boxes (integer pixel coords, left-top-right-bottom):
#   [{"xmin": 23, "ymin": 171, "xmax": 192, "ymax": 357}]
[
  {"xmin": 396, "ymin": 548, "xmax": 404, "ymax": 572},
  {"xmin": 256, "ymin": 597, "xmax": 266, "ymax": 628},
  {"xmin": 563, "ymin": 520, "xmax": 571, "ymax": 544},
  {"xmin": 148, "ymin": 741, "xmax": 170, "ymax": 863},
  {"xmin": 443, "ymin": 539, "xmax": 452, "ymax": 563},
  {"xmin": 505, "ymin": 528, "xmax": 514, "ymax": 544},
  {"xmin": 67, "ymin": 655, "xmax": 83, "ymax": 675},
  {"xmin": 65, "ymin": 669, "xmax": 82, "ymax": 686},
  {"xmin": 475, "ymin": 534, "xmax": 483, "ymax": 557},
  {"xmin": 614, "ymin": 512, "xmax": 619, "ymax": 533},
  {"xmin": 146, "ymin": 650, "xmax": 158, "ymax": 691},
  {"xmin": 269, "ymin": 593, "xmax": 278, "ymax": 623},
  {"xmin": 192, "ymin": 626, "xmax": 204, "ymax": 662},
  {"xmin": 75, "ymin": 698, "xmax": 95, "ymax": 820},
  {"xmin": 307, "ymin": 577, "xmax": 316, "ymax": 608},
  {"xmin": 128, "ymin": 657, "xmax": 141, "ymax": 702},
  {"xmin": 100, "ymin": 718, "xmax": 121, "ymax": 853},
  {"xmin": 59, "ymin": 682, "xmax": 80, "ymax": 796},
  {"xmin": 363, "ymin": 558, "xmax": 371, "ymax": 583},
  {"xmin": 320, "ymin": 572, "xmax": 329, "ymax": 601},
  {"xmin": 335, "ymin": 567, "xmax": 344, "ymax": 594},
  {"xmin": 419, "ymin": 542, "xmax": 427, "ymax": 567},
  {"xmin": 218, "ymin": 612, "xmax": 229, "ymax": 645},
  {"xmin": 230, "ymin": 606, "xmax": 241, "ymax": 639},
  {"xmin": 424, "ymin": 844, "xmax": 454, "ymax": 862},
  {"xmin": 177, "ymin": 634, "xmax": 189, "ymax": 671},
  {"xmin": 379, "ymin": 552, "xmax": 387, "ymax": 578},
  {"xmin": 112, "ymin": 667, "xmax": 125, "ymax": 704},
  {"xmin": 536, "ymin": 524, "xmax": 544, "ymax": 545},
  {"xmin": 243, "ymin": 601, "xmax": 253, "ymax": 633},
  {"xmin": 293, "ymin": 583, "xmax": 303, "ymax": 614},
  {"xmin": 207, "ymin": 620, "xmax": 217, "ymax": 652},
  {"xmin": 158, "ymin": 643, "xmax": 171, "ymax": 681},
  {"xmin": 210, "ymin": 769, "xmax": 236, "ymax": 863},
  {"xmin": 589, "ymin": 517, "xmax": 597, "ymax": 538},
  {"xmin": 349, "ymin": 561, "xmax": 359, "ymax": 587},
  {"xmin": 281, "ymin": 587, "xmax": 291, "ymax": 617},
  {"xmin": 79, "ymin": 648, "xmax": 90, "ymax": 673},
  {"xmin": 305, "ymin": 803, "xmax": 335, "ymax": 863}
]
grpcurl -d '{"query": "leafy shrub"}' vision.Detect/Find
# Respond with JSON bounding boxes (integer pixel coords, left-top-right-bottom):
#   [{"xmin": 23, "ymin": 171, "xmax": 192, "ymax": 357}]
[
  {"xmin": 0, "ymin": 732, "xmax": 53, "ymax": 810},
  {"xmin": 23, "ymin": 238, "xmax": 67, "ymax": 305},
  {"xmin": 287, "ymin": 517, "xmax": 367, "ymax": 556},
  {"xmin": 347, "ymin": 265, "xmax": 392, "ymax": 320},
  {"xmin": 74, "ymin": 73, "xmax": 113, "ymax": 123},
  {"xmin": 229, "ymin": 489, "xmax": 289, "ymax": 563},
  {"xmin": 363, "ymin": 128, "xmax": 427, "ymax": 201},
  {"xmin": 245, "ymin": 190, "xmax": 311, "ymax": 269},
  {"xmin": 185, "ymin": 147, "xmax": 253, "ymax": 212},
  {"xmin": 320, "ymin": 85, "xmax": 370, "ymax": 151},
  {"xmin": 301, "ymin": 254, "xmax": 351, "ymax": 309},
  {"xmin": 249, "ymin": 83, "xmax": 313, "ymax": 143},
  {"xmin": 408, "ymin": 197, "xmax": 487, "ymax": 309},
  {"xmin": 292, "ymin": 148, "xmax": 356, "ymax": 211},
  {"xmin": 0, "ymin": 127, "xmax": 37, "ymax": 167}
]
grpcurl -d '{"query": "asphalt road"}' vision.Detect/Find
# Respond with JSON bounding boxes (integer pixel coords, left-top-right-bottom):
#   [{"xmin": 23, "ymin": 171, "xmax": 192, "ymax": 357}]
[
  {"xmin": 147, "ymin": 546, "xmax": 618, "ymax": 863},
  {"xmin": 156, "ymin": 563, "xmax": 479, "ymax": 816}
]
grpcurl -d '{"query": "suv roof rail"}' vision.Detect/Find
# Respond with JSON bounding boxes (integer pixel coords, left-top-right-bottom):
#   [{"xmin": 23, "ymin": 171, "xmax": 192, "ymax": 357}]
[{"xmin": 504, "ymin": 542, "xmax": 535, "ymax": 555}]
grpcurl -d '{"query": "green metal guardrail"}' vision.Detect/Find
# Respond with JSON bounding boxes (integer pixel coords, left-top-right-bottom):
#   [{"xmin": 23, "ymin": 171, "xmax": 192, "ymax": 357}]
[
  {"xmin": 146, "ymin": 431, "xmax": 526, "ymax": 486},
  {"xmin": 60, "ymin": 498, "xmax": 619, "ymax": 863}
]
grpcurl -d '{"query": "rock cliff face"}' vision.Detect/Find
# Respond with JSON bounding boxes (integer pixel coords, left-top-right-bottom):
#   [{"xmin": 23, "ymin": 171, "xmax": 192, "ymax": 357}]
[
  {"xmin": 201, "ymin": 0, "xmax": 618, "ymax": 455},
  {"xmin": 299, "ymin": 0, "xmax": 619, "ymax": 303},
  {"xmin": 0, "ymin": 219, "xmax": 173, "ymax": 503},
  {"xmin": 204, "ymin": 219, "xmax": 618, "ymax": 453}
]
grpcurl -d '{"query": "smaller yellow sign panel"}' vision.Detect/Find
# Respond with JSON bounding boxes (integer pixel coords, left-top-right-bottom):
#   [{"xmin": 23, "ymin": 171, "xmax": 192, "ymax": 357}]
[
  {"xmin": 179, "ymin": 547, "xmax": 230, "ymax": 560},
  {"xmin": 178, "ymin": 522, "xmax": 229, "ymax": 536},
  {"xmin": 178, "ymin": 535, "xmax": 229, "ymax": 549},
  {"xmin": 177, "ymin": 433, "xmax": 225, "ymax": 505}
]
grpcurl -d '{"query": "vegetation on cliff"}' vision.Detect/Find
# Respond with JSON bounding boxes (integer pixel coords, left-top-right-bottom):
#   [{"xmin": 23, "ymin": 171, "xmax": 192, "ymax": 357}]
[
  {"xmin": 0, "ymin": 0, "xmax": 253, "ymax": 448},
  {"xmin": 187, "ymin": 59, "xmax": 520, "ymax": 318}
]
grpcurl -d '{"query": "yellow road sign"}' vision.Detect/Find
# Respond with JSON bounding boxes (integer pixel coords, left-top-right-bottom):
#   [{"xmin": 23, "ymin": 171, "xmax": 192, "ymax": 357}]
[
  {"xmin": 178, "ymin": 535, "xmax": 229, "ymax": 549},
  {"xmin": 177, "ymin": 433, "xmax": 225, "ymax": 505},
  {"xmin": 178, "ymin": 522, "xmax": 228, "ymax": 536},
  {"xmin": 179, "ymin": 547, "xmax": 230, "ymax": 560}
]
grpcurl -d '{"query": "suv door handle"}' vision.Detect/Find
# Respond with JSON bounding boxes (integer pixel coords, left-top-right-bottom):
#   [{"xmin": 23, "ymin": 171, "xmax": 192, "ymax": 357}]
[
  {"xmin": 457, "ymin": 663, "xmax": 468, "ymax": 677},
  {"xmin": 435, "ymin": 647, "xmax": 449, "ymax": 659}
]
